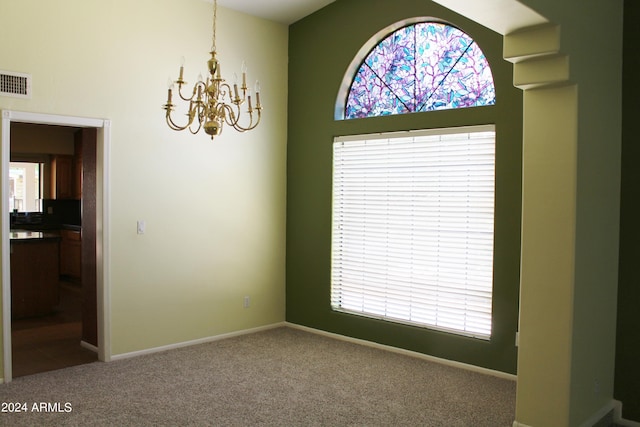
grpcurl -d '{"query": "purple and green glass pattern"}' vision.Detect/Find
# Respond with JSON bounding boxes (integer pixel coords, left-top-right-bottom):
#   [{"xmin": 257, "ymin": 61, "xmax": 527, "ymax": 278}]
[{"xmin": 345, "ymin": 23, "xmax": 496, "ymax": 119}]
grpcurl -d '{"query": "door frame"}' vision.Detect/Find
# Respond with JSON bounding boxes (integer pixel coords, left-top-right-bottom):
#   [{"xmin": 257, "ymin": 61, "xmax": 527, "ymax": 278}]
[{"xmin": 1, "ymin": 110, "xmax": 112, "ymax": 382}]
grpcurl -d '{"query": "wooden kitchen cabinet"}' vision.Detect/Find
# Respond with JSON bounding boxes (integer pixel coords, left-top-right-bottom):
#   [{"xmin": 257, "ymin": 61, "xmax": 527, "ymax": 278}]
[
  {"xmin": 50, "ymin": 138, "xmax": 82, "ymax": 200},
  {"xmin": 73, "ymin": 134, "xmax": 83, "ymax": 199},
  {"xmin": 60, "ymin": 228, "xmax": 81, "ymax": 280},
  {"xmin": 50, "ymin": 155, "xmax": 74, "ymax": 200},
  {"xmin": 11, "ymin": 237, "xmax": 60, "ymax": 319}
]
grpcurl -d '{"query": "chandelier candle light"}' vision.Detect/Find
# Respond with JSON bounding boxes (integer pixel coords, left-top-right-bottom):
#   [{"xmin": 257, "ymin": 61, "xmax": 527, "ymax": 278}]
[{"xmin": 163, "ymin": 0, "xmax": 262, "ymax": 139}]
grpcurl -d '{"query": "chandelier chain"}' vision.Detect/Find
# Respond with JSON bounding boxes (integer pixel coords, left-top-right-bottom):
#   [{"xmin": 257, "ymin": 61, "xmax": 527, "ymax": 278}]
[{"xmin": 212, "ymin": 0, "xmax": 217, "ymax": 52}]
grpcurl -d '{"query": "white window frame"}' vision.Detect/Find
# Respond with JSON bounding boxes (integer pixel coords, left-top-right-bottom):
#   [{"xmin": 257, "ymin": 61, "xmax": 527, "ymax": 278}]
[
  {"xmin": 9, "ymin": 161, "xmax": 44, "ymax": 213},
  {"xmin": 330, "ymin": 125, "xmax": 496, "ymax": 339}
]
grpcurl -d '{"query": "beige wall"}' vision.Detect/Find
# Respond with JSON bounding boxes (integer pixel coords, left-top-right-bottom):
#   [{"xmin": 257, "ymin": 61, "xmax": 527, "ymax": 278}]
[
  {"xmin": 517, "ymin": 84, "xmax": 578, "ymax": 426},
  {"xmin": 434, "ymin": 0, "xmax": 623, "ymax": 425},
  {"xmin": 519, "ymin": 4, "xmax": 622, "ymax": 424},
  {"xmin": 514, "ymin": 2, "xmax": 622, "ymax": 425},
  {"xmin": 0, "ymin": 0, "xmax": 288, "ymax": 365}
]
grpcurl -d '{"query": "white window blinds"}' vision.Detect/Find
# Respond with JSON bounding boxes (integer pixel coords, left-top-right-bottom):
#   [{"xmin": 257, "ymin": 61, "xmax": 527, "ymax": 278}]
[{"xmin": 331, "ymin": 126, "xmax": 496, "ymax": 339}]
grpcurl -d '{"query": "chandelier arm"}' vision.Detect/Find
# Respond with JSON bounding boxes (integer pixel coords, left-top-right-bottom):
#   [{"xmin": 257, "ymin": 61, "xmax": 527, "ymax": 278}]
[
  {"xmin": 188, "ymin": 103, "xmax": 203, "ymax": 134},
  {"xmin": 243, "ymin": 111, "xmax": 262, "ymax": 131},
  {"xmin": 166, "ymin": 110, "xmax": 194, "ymax": 132},
  {"xmin": 222, "ymin": 103, "xmax": 262, "ymax": 132},
  {"xmin": 218, "ymin": 82, "xmax": 236, "ymax": 104},
  {"xmin": 217, "ymin": 103, "xmax": 228, "ymax": 122},
  {"xmin": 221, "ymin": 103, "xmax": 241, "ymax": 127},
  {"xmin": 240, "ymin": 109, "xmax": 262, "ymax": 132},
  {"xmin": 197, "ymin": 102, "xmax": 207, "ymax": 124},
  {"xmin": 176, "ymin": 86, "xmax": 192, "ymax": 102},
  {"xmin": 228, "ymin": 82, "xmax": 247, "ymax": 105},
  {"xmin": 166, "ymin": 116, "xmax": 183, "ymax": 131},
  {"xmin": 189, "ymin": 122, "xmax": 202, "ymax": 134},
  {"xmin": 233, "ymin": 114, "xmax": 260, "ymax": 132},
  {"xmin": 177, "ymin": 83, "xmax": 195, "ymax": 102},
  {"xmin": 177, "ymin": 81, "xmax": 207, "ymax": 102},
  {"xmin": 165, "ymin": 98, "xmax": 202, "ymax": 131}
]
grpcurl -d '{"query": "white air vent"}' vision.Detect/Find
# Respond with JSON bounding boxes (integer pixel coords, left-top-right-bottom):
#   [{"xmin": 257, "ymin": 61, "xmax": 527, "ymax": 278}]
[{"xmin": 0, "ymin": 70, "xmax": 31, "ymax": 98}]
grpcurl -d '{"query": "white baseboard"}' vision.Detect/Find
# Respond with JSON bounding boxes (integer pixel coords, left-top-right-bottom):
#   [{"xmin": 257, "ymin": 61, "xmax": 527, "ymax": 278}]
[
  {"xmin": 512, "ymin": 400, "xmax": 640, "ymax": 427},
  {"xmin": 617, "ymin": 418, "xmax": 640, "ymax": 427},
  {"xmin": 110, "ymin": 322, "xmax": 286, "ymax": 361},
  {"xmin": 285, "ymin": 322, "xmax": 517, "ymax": 381},
  {"xmin": 80, "ymin": 340, "xmax": 98, "ymax": 353},
  {"xmin": 614, "ymin": 400, "xmax": 640, "ymax": 427},
  {"xmin": 579, "ymin": 400, "xmax": 617, "ymax": 427},
  {"xmin": 110, "ymin": 320, "xmax": 515, "ymax": 382}
]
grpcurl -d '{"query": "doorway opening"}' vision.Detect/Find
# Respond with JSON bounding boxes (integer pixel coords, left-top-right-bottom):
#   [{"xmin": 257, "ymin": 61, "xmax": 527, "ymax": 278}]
[{"xmin": 1, "ymin": 110, "xmax": 111, "ymax": 382}]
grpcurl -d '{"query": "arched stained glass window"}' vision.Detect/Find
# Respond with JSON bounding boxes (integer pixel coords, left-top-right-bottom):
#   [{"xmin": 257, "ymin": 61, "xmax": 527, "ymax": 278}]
[{"xmin": 344, "ymin": 22, "xmax": 495, "ymax": 119}]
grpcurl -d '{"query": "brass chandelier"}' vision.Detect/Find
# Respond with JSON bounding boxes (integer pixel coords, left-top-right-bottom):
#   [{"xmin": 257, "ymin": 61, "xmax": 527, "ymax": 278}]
[{"xmin": 163, "ymin": 0, "xmax": 262, "ymax": 139}]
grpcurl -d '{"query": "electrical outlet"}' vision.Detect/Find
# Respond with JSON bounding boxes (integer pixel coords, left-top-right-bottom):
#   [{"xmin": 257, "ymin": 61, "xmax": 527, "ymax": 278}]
[
  {"xmin": 137, "ymin": 220, "xmax": 146, "ymax": 235},
  {"xmin": 593, "ymin": 379, "xmax": 600, "ymax": 395},
  {"xmin": 243, "ymin": 296, "xmax": 250, "ymax": 308}
]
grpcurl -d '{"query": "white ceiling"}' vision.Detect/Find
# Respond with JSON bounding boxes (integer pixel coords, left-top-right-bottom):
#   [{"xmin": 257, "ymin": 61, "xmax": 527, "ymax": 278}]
[
  {"xmin": 432, "ymin": 0, "xmax": 547, "ymax": 35},
  {"xmin": 216, "ymin": 0, "xmax": 336, "ymax": 25},
  {"xmin": 216, "ymin": 1, "xmax": 549, "ymax": 34}
]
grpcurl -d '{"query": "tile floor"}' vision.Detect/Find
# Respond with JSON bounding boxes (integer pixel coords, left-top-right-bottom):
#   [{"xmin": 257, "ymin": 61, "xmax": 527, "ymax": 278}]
[{"xmin": 10, "ymin": 282, "xmax": 98, "ymax": 378}]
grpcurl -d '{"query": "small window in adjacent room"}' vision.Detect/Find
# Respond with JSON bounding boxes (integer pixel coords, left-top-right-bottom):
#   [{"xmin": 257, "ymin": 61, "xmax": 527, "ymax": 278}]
[
  {"xmin": 330, "ymin": 126, "xmax": 496, "ymax": 339},
  {"xmin": 10, "ymin": 161, "xmax": 44, "ymax": 213}
]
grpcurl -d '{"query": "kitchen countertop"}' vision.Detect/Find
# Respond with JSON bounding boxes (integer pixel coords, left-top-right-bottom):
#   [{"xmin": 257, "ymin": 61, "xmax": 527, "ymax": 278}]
[
  {"xmin": 10, "ymin": 230, "xmax": 61, "ymax": 242},
  {"xmin": 61, "ymin": 224, "xmax": 82, "ymax": 232}
]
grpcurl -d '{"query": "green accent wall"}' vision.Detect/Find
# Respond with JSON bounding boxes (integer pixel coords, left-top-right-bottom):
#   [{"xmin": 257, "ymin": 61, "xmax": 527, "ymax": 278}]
[
  {"xmin": 286, "ymin": 0, "xmax": 523, "ymax": 374},
  {"xmin": 615, "ymin": 0, "xmax": 640, "ymax": 420}
]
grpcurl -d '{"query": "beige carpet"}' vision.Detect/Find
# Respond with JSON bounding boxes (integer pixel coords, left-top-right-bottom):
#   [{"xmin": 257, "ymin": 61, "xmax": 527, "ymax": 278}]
[{"xmin": 0, "ymin": 327, "xmax": 516, "ymax": 426}]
